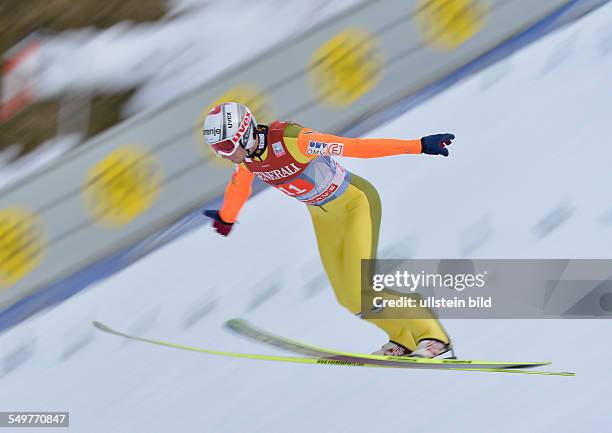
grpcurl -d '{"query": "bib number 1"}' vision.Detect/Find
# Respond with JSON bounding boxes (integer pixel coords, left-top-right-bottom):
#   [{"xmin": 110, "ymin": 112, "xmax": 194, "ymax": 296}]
[{"xmin": 275, "ymin": 179, "xmax": 314, "ymax": 197}]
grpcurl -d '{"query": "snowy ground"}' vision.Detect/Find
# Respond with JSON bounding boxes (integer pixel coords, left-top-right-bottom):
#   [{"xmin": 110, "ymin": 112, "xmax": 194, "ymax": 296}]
[{"xmin": 1, "ymin": 3, "xmax": 612, "ymax": 433}]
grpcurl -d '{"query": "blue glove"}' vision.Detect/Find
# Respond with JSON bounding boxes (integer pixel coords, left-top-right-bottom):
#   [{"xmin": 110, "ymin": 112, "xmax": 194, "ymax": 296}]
[
  {"xmin": 421, "ymin": 134, "xmax": 455, "ymax": 157},
  {"xmin": 204, "ymin": 210, "xmax": 234, "ymax": 236}
]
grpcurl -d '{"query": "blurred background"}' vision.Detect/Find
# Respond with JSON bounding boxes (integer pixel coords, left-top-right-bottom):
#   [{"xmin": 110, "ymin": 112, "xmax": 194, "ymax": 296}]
[
  {"xmin": 0, "ymin": 0, "xmax": 356, "ymax": 187},
  {"xmin": 0, "ymin": 0, "xmax": 165, "ymax": 173},
  {"xmin": 1, "ymin": 1, "xmax": 612, "ymax": 432}
]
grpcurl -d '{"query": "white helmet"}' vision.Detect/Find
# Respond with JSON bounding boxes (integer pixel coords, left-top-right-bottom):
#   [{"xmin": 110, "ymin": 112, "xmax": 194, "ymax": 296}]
[{"xmin": 203, "ymin": 102, "xmax": 258, "ymax": 156}]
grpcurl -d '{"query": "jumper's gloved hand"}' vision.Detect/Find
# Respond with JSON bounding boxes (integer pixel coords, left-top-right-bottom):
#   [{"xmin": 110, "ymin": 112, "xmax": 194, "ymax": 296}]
[
  {"xmin": 421, "ymin": 133, "xmax": 455, "ymax": 157},
  {"xmin": 204, "ymin": 210, "xmax": 234, "ymax": 236}
]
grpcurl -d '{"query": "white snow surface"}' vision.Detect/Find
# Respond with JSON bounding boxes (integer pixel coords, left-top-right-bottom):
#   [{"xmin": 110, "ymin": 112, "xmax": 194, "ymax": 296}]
[{"xmin": 1, "ymin": 4, "xmax": 612, "ymax": 433}]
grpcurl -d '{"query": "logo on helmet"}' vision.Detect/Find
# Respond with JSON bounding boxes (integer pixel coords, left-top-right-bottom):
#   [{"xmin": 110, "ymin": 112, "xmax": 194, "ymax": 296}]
[
  {"xmin": 226, "ymin": 111, "xmax": 233, "ymax": 129},
  {"xmin": 230, "ymin": 111, "xmax": 252, "ymax": 144},
  {"xmin": 203, "ymin": 127, "xmax": 221, "ymax": 136}
]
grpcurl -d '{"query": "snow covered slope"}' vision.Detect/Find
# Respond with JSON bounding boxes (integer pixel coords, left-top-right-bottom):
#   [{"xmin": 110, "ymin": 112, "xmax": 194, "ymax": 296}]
[{"xmin": 1, "ymin": 3, "xmax": 612, "ymax": 432}]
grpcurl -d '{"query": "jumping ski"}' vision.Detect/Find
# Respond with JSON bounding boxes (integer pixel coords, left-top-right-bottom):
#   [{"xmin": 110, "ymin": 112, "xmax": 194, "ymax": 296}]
[{"xmin": 93, "ymin": 321, "xmax": 574, "ymax": 376}]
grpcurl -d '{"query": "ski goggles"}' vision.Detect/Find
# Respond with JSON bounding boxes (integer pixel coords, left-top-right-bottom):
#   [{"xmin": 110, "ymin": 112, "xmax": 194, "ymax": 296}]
[
  {"xmin": 210, "ymin": 138, "xmax": 241, "ymax": 157},
  {"xmin": 208, "ymin": 113, "xmax": 256, "ymax": 157}
]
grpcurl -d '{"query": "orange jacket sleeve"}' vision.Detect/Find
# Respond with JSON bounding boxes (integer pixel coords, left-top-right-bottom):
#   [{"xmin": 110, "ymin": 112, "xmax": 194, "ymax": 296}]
[
  {"xmin": 296, "ymin": 129, "xmax": 422, "ymax": 158},
  {"xmin": 218, "ymin": 164, "xmax": 254, "ymax": 223}
]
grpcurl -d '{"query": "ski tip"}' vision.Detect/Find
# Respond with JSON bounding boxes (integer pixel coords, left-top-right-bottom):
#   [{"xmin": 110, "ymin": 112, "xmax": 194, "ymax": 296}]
[
  {"xmin": 92, "ymin": 321, "xmax": 112, "ymax": 333},
  {"xmin": 503, "ymin": 369, "xmax": 576, "ymax": 377},
  {"xmin": 224, "ymin": 318, "xmax": 247, "ymax": 330}
]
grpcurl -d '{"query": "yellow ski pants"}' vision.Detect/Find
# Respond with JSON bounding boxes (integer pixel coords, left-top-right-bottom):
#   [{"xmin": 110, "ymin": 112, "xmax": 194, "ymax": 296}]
[{"xmin": 307, "ymin": 173, "xmax": 449, "ymax": 350}]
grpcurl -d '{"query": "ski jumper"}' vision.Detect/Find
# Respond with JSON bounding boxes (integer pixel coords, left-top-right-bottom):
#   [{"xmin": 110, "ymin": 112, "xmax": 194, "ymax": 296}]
[{"xmin": 218, "ymin": 121, "xmax": 449, "ymax": 350}]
